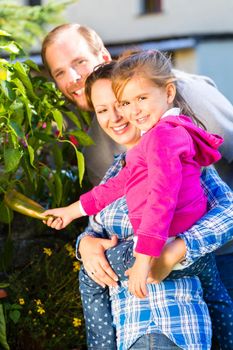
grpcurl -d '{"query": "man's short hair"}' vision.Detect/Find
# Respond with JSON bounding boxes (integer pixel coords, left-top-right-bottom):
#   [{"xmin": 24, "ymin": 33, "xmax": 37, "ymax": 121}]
[{"xmin": 41, "ymin": 23, "xmax": 106, "ymax": 73}]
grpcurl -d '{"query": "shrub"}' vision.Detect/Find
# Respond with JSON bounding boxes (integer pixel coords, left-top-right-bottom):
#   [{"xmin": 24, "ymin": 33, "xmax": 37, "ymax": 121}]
[{"xmin": 5, "ymin": 242, "xmax": 86, "ymax": 350}]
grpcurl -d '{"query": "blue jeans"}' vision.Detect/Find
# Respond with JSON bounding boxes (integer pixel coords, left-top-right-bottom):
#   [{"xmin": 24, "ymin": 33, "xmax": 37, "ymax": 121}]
[
  {"xmin": 216, "ymin": 253, "xmax": 233, "ymax": 300},
  {"xmin": 79, "ymin": 240, "xmax": 233, "ymax": 350},
  {"xmin": 129, "ymin": 333, "xmax": 182, "ymax": 349}
]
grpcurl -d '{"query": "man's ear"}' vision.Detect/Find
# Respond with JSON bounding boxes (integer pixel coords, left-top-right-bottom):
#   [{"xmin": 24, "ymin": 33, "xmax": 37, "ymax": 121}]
[
  {"xmin": 166, "ymin": 83, "xmax": 176, "ymax": 104},
  {"xmin": 102, "ymin": 48, "xmax": 111, "ymax": 62}
]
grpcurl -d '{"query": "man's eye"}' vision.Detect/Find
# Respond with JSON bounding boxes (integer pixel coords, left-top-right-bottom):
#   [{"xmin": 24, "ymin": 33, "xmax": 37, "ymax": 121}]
[
  {"xmin": 78, "ymin": 59, "xmax": 87, "ymax": 65},
  {"xmin": 54, "ymin": 71, "xmax": 63, "ymax": 79}
]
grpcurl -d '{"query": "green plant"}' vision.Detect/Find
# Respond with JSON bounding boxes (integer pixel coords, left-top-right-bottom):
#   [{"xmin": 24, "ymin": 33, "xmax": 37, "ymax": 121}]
[
  {"xmin": 5, "ymin": 242, "xmax": 86, "ymax": 350},
  {"xmin": 0, "ymin": 29, "xmax": 93, "ymax": 225},
  {"xmin": 0, "ymin": 0, "xmax": 77, "ymax": 51}
]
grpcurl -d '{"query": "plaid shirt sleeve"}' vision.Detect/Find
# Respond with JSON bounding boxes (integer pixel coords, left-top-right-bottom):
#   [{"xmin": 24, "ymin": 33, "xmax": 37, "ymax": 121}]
[
  {"xmin": 179, "ymin": 166, "xmax": 233, "ymax": 264},
  {"xmin": 76, "ymin": 153, "xmax": 125, "ymax": 259}
]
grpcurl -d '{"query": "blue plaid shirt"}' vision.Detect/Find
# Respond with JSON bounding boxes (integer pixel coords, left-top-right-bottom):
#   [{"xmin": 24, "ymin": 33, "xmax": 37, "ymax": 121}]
[{"xmin": 76, "ymin": 154, "xmax": 233, "ymax": 350}]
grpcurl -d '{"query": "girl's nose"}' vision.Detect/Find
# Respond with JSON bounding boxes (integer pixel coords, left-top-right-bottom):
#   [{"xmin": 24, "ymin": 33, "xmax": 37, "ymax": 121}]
[{"xmin": 130, "ymin": 101, "xmax": 141, "ymax": 116}]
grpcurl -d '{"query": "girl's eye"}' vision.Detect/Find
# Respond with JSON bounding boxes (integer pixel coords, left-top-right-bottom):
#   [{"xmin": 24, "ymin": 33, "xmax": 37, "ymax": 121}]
[
  {"xmin": 121, "ymin": 101, "xmax": 130, "ymax": 107},
  {"xmin": 138, "ymin": 96, "xmax": 146, "ymax": 101}
]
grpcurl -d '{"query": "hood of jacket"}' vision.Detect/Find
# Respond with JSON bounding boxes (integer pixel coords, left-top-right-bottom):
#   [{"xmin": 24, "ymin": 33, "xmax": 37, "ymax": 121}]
[{"xmin": 162, "ymin": 115, "xmax": 224, "ymax": 166}]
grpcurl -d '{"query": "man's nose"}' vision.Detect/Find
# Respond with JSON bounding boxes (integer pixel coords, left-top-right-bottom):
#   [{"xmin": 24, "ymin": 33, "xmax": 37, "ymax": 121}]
[{"xmin": 68, "ymin": 67, "xmax": 81, "ymax": 82}]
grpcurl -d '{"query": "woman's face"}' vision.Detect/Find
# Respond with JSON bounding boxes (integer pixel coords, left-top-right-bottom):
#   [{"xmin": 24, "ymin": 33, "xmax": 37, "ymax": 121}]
[{"xmin": 91, "ymin": 79, "xmax": 141, "ymax": 149}]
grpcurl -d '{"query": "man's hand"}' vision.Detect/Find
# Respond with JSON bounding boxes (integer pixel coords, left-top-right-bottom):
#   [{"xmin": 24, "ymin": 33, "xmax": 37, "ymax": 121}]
[{"xmin": 79, "ymin": 235, "xmax": 119, "ymax": 287}]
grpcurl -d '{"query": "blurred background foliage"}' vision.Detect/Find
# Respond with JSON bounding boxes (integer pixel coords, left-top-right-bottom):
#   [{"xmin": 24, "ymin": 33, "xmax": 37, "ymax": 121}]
[{"xmin": 0, "ymin": 1, "xmax": 89, "ymax": 349}]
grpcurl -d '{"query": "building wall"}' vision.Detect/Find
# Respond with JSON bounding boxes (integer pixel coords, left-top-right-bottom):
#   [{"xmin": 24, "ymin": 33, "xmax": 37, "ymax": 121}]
[
  {"xmin": 64, "ymin": 0, "xmax": 233, "ymax": 43},
  {"xmin": 197, "ymin": 40, "xmax": 233, "ymax": 103}
]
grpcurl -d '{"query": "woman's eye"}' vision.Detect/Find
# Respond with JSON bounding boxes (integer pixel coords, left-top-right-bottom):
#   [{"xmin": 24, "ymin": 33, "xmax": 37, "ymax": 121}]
[{"xmin": 96, "ymin": 109, "xmax": 107, "ymax": 114}]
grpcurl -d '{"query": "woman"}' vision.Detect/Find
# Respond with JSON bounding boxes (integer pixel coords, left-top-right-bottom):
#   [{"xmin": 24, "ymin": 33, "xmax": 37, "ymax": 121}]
[{"xmin": 74, "ymin": 62, "xmax": 233, "ymax": 350}]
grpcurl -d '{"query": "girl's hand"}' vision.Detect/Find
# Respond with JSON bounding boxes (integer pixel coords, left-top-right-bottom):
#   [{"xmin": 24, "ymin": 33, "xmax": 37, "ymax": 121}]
[
  {"xmin": 79, "ymin": 235, "xmax": 119, "ymax": 287},
  {"xmin": 147, "ymin": 238, "xmax": 187, "ymax": 283},
  {"xmin": 125, "ymin": 253, "xmax": 151, "ymax": 298},
  {"xmin": 43, "ymin": 200, "xmax": 83, "ymax": 230}
]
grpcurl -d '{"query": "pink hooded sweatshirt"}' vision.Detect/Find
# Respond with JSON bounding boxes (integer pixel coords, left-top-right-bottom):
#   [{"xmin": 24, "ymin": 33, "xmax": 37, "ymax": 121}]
[{"xmin": 80, "ymin": 115, "xmax": 223, "ymax": 257}]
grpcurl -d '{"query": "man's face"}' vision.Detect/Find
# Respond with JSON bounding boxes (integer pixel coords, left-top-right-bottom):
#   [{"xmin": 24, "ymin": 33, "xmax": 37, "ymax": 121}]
[{"xmin": 45, "ymin": 30, "xmax": 109, "ymax": 110}]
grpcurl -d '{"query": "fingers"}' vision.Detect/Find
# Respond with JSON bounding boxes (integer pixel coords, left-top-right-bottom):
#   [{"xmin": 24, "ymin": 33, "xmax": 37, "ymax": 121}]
[
  {"xmin": 43, "ymin": 216, "xmax": 64, "ymax": 230},
  {"xmin": 83, "ymin": 257, "xmax": 118, "ymax": 287},
  {"xmin": 128, "ymin": 280, "xmax": 148, "ymax": 299},
  {"xmin": 101, "ymin": 235, "xmax": 118, "ymax": 250}
]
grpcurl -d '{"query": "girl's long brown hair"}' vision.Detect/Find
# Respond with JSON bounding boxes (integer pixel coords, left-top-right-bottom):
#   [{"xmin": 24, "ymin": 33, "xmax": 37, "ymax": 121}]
[{"xmin": 112, "ymin": 50, "xmax": 206, "ymax": 129}]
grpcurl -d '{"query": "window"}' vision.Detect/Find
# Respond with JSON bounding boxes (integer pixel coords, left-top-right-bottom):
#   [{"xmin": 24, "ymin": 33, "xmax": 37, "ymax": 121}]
[
  {"xmin": 28, "ymin": 0, "xmax": 41, "ymax": 5},
  {"xmin": 141, "ymin": 0, "xmax": 162, "ymax": 14}
]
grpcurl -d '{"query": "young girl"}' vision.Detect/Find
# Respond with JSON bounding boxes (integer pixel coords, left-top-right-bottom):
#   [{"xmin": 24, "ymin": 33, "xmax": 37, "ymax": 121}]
[{"xmin": 44, "ymin": 50, "xmax": 223, "ymax": 297}]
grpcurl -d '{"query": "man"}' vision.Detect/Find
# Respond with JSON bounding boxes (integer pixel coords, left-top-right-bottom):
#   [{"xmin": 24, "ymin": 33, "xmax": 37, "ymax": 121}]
[{"xmin": 41, "ymin": 23, "xmax": 233, "ymax": 298}]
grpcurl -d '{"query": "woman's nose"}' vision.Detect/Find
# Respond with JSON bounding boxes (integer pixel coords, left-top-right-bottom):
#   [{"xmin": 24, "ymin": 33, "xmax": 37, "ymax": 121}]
[{"xmin": 110, "ymin": 108, "xmax": 122, "ymax": 122}]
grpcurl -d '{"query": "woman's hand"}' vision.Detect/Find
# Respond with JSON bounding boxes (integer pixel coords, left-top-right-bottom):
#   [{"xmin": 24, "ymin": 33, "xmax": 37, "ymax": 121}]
[
  {"xmin": 79, "ymin": 235, "xmax": 119, "ymax": 288},
  {"xmin": 43, "ymin": 200, "xmax": 83, "ymax": 230}
]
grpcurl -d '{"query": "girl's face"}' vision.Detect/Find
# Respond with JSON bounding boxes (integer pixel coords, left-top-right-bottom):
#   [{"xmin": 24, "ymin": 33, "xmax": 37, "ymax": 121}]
[
  {"xmin": 119, "ymin": 75, "xmax": 176, "ymax": 131},
  {"xmin": 91, "ymin": 79, "xmax": 141, "ymax": 149}
]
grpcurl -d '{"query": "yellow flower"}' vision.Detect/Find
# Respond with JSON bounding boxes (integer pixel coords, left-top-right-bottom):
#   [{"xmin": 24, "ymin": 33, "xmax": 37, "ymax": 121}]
[
  {"xmin": 19, "ymin": 298, "xmax": 25, "ymax": 305},
  {"xmin": 73, "ymin": 261, "xmax": 80, "ymax": 272},
  {"xmin": 34, "ymin": 299, "xmax": 42, "ymax": 306},
  {"xmin": 43, "ymin": 248, "xmax": 52, "ymax": 256},
  {"xmin": 37, "ymin": 306, "xmax": 45, "ymax": 315},
  {"xmin": 73, "ymin": 317, "xmax": 82, "ymax": 327},
  {"xmin": 65, "ymin": 243, "xmax": 75, "ymax": 257}
]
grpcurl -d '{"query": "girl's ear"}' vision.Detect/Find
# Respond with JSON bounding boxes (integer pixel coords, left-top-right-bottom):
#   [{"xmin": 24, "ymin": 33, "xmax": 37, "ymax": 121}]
[{"xmin": 166, "ymin": 83, "xmax": 176, "ymax": 104}]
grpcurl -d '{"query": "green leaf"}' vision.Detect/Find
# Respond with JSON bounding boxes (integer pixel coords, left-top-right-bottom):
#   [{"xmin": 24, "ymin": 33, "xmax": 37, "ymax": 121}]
[
  {"xmin": 58, "ymin": 139, "xmax": 85, "ymax": 186},
  {"xmin": 75, "ymin": 149, "xmax": 85, "ymax": 187},
  {"xmin": 13, "ymin": 61, "xmax": 36, "ymax": 99},
  {"xmin": 0, "ymin": 30, "xmax": 11, "ymax": 37},
  {"xmin": 0, "ymin": 201, "xmax": 13, "ymax": 224},
  {"xmin": 9, "ymin": 309, "xmax": 21, "ymax": 324},
  {"xmin": 52, "ymin": 144, "xmax": 63, "ymax": 172},
  {"xmin": 53, "ymin": 172, "xmax": 63, "ymax": 206},
  {"xmin": 27, "ymin": 145, "xmax": 35, "ymax": 168},
  {"xmin": 4, "ymin": 148, "xmax": 22, "ymax": 172},
  {"xmin": 69, "ymin": 130, "xmax": 94, "ymax": 146},
  {"xmin": 24, "ymin": 59, "xmax": 40, "ymax": 72},
  {"xmin": 9, "ymin": 121, "xmax": 24, "ymax": 138},
  {"xmin": 78, "ymin": 110, "xmax": 92, "ymax": 126},
  {"xmin": 0, "ymin": 304, "xmax": 10, "ymax": 350},
  {"xmin": 64, "ymin": 110, "xmax": 81, "ymax": 129},
  {"xmin": 0, "ymin": 41, "xmax": 20, "ymax": 55},
  {"xmin": 0, "ymin": 80, "xmax": 16, "ymax": 101},
  {"xmin": 52, "ymin": 109, "xmax": 63, "ymax": 135}
]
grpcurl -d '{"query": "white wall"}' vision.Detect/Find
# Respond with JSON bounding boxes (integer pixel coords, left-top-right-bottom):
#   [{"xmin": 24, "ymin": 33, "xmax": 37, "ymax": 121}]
[{"xmin": 64, "ymin": 0, "xmax": 233, "ymax": 43}]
